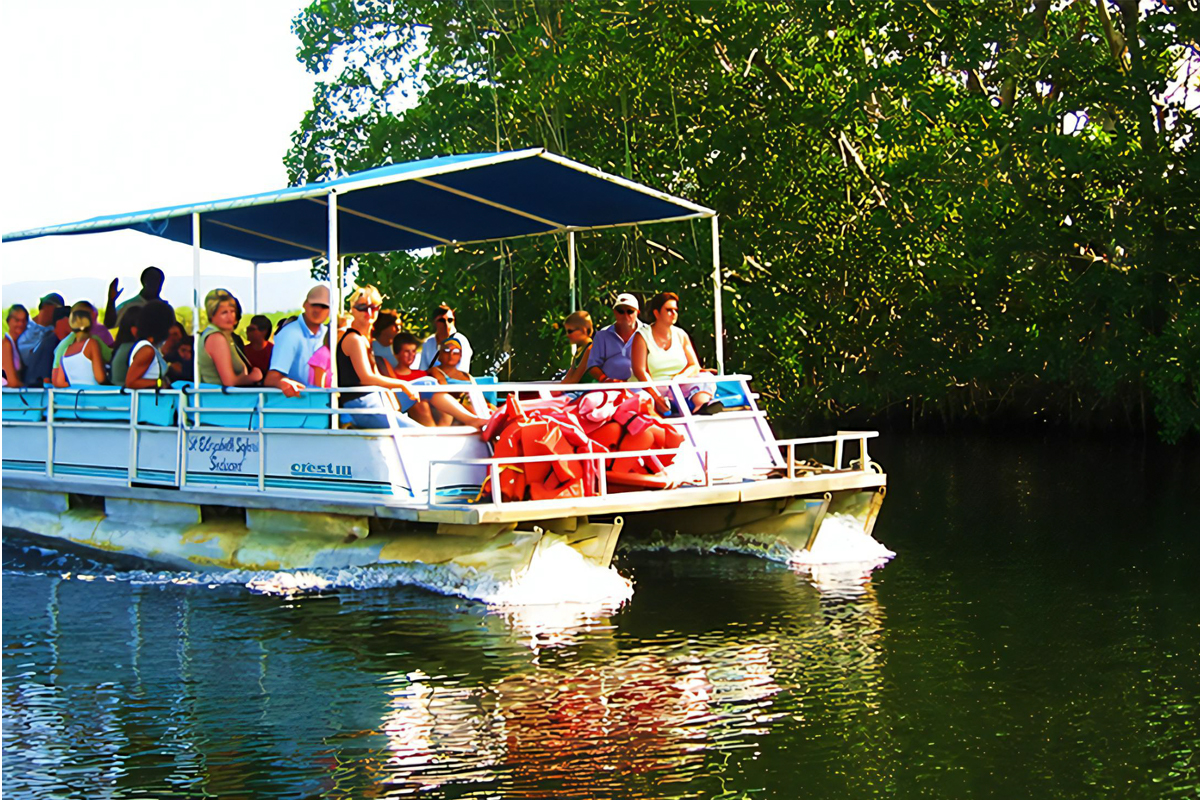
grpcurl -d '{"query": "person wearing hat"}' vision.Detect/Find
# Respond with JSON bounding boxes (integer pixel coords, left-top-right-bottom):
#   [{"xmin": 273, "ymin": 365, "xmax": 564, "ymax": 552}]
[
  {"xmin": 264, "ymin": 285, "xmax": 331, "ymax": 397},
  {"xmin": 586, "ymin": 293, "xmax": 643, "ymax": 383},
  {"xmin": 17, "ymin": 292, "xmax": 65, "ymax": 366}
]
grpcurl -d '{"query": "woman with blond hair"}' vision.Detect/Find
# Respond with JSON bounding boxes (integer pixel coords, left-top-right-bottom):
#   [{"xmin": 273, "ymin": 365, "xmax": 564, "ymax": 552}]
[
  {"xmin": 51, "ymin": 302, "xmax": 107, "ymax": 387},
  {"xmin": 198, "ymin": 288, "xmax": 262, "ymax": 387},
  {"xmin": 337, "ymin": 285, "xmax": 486, "ymax": 429}
]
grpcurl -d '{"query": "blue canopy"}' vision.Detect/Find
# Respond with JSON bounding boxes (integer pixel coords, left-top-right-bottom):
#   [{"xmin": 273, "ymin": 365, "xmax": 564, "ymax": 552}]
[{"xmin": 2, "ymin": 148, "xmax": 714, "ymax": 263}]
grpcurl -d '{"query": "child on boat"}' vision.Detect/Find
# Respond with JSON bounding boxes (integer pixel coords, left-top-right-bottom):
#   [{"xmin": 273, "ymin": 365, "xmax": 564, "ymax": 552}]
[{"xmin": 428, "ymin": 337, "xmax": 493, "ymax": 426}]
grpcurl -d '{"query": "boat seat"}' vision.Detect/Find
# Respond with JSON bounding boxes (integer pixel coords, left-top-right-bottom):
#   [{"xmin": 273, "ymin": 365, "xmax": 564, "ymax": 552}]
[
  {"xmin": 186, "ymin": 383, "xmax": 260, "ymax": 429},
  {"xmin": 474, "ymin": 375, "xmax": 500, "ymax": 406},
  {"xmin": 714, "ymin": 378, "xmax": 751, "ymax": 410},
  {"xmin": 50, "ymin": 388, "xmax": 180, "ymax": 426},
  {"xmin": 2, "ymin": 388, "xmax": 46, "ymax": 422},
  {"xmin": 263, "ymin": 391, "xmax": 332, "ymax": 429}
]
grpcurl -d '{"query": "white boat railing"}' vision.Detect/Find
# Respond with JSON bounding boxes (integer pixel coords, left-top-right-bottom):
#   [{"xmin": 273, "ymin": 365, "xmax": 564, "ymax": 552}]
[
  {"xmin": 427, "ymin": 445, "xmax": 711, "ymax": 506},
  {"xmin": 773, "ymin": 431, "xmax": 880, "ymax": 478},
  {"xmin": 1, "ymin": 375, "xmax": 768, "ymax": 503}
]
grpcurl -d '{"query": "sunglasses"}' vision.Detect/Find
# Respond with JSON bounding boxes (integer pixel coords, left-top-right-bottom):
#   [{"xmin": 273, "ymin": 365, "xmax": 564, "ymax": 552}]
[
  {"xmin": 614, "ymin": 308, "xmax": 636, "ymax": 315},
  {"xmin": 308, "ymin": 302, "xmax": 330, "ymax": 310},
  {"xmin": 436, "ymin": 317, "xmax": 455, "ymax": 324},
  {"xmin": 353, "ymin": 303, "xmax": 381, "ymax": 313}
]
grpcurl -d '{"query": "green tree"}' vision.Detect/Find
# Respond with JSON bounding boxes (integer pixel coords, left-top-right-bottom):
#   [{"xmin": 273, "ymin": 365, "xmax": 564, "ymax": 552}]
[{"xmin": 288, "ymin": 0, "xmax": 1199, "ymax": 440}]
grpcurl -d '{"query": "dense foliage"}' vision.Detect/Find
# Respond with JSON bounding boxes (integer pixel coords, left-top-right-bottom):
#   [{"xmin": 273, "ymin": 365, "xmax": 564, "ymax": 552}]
[{"xmin": 287, "ymin": 0, "xmax": 1199, "ymax": 440}]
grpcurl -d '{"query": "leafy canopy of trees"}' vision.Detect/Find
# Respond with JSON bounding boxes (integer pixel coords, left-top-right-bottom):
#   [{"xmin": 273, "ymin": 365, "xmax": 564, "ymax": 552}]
[{"xmin": 287, "ymin": 0, "xmax": 1199, "ymax": 440}]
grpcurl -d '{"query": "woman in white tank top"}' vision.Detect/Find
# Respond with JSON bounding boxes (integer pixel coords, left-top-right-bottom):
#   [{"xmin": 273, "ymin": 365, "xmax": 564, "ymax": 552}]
[
  {"xmin": 631, "ymin": 291, "xmax": 721, "ymax": 416},
  {"xmin": 124, "ymin": 301, "xmax": 176, "ymax": 389},
  {"xmin": 51, "ymin": 303, "xmax": 107, "ymax": 387}
]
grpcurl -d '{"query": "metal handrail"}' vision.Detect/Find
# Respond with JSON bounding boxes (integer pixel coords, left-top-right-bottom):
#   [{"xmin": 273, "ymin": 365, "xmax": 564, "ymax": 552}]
[
  {"xmin": 774, "ymin": 431, "xmax": 879, "ymax": 477},
  {"xmin": 427, "ymin": 444, "xmax": 710, "ymax": 506}
]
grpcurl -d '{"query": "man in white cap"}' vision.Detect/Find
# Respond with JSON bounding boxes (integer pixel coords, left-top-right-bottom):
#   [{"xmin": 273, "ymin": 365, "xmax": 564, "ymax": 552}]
[
  {"xmin": 586, "ymin": 293, "xmax": 643, "ymax": 382},
  {"xmin": 264, "ymin": 285, "xmax": 330, "ymax": 397}
]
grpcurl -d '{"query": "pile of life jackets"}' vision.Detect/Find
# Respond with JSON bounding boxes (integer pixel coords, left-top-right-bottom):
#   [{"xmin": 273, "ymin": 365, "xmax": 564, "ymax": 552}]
[{"xmin": 477, "ymin": 390, "xmax": 687, "ymax": 503}]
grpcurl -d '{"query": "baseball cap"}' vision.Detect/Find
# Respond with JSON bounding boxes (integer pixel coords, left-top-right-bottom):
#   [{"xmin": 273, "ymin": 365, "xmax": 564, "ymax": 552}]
[
  {"xmin": 305, "ymin": 285, "xmax": 331, "ymax": 305},
  {"xmin": 613, "ymin": 293, "xmax": 639, "ymax": 312},
  {"xmin": 38, "ymin": 292, "xmax": 65, "ymax": 308}
]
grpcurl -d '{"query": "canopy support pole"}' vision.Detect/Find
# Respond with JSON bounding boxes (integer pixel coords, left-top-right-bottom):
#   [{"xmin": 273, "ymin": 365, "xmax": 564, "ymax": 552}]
[
  {"xmin": 568, "ymin": 231, "xmax": 577, "ymax": 313},
  {"xmin": 712, "ymin": 215, "xmax": 724, "ymax": 375},
  {"xmin": 192, "ymin": 213, "xmax": 201, "ymax": 389},
  {"xmin": 328, "ymin": 192, "xmax": 339, "ymax": 429},
  {"xmin": 252, "ymin": 262, "xmax": 259, "ymax": 314}
]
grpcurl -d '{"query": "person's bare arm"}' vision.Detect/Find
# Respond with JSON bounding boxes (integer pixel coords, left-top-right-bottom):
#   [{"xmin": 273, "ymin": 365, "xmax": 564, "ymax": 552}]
[
  {"xmin": 87, "ymin": 339, "xmax": 108, "ymax": 384},
  {"xmin": 631, "ymin": 335, "xmax": 669, "ymax": 413},
  {"xmin": 3, "ymin": 337, "xmax": 23, "ymax": 388},
  {"xmin": 263, "ymin": 369, "xmax": 303, "ymax": 397},
  {"xmin": 562, "ymin": 343, "xmax": 593, "ymax": 384},
  {"xmin": 345, "ymin": 336, "xmax": 417, "ymax": 399},
  {"xmin": 205, "ymin": 334, "xmax": 261, "ymax": 387},
  {"xmin": 103, "ymin": 279, "xmax": 122, "ymax": 327},
  {"xmin": 673, "ymin": 333, "xmax": 702, "ymax": 379},
  {"xmin": 125, "ymin": 345, "xmax": 158, "ymax": 389},
  {"xmin": 51, "ymin": 364, "xmax": 69, "ymax": 388}
]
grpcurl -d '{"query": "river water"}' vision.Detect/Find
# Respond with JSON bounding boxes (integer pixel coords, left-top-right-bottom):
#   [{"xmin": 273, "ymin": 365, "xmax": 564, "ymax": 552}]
[{"xmin": 3, "ymin": 434, "xmax": 1198, "ymax": 798}]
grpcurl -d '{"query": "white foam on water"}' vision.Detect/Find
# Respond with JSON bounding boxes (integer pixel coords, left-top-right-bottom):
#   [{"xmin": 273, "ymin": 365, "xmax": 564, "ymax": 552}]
[
  {"xmin": 490, "ymin": 539, "xmax": 634, "ymax": 607},
  {"xmin": 789, "ymin": 513, "xmax": 896, "ymax": 566},
  {"xmin": 6, "ymin": 538, "xmax": 632, "ymax": 608}
]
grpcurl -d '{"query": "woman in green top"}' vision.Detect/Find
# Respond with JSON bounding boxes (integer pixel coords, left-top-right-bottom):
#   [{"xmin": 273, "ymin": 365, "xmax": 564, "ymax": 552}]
[
  {"xmin": 560, "ymin": 310, "xmax": 596, "ymax": 385},
  {"xmin": 198, "ymin": 288, "xmax": 262, "ymax": 386}
]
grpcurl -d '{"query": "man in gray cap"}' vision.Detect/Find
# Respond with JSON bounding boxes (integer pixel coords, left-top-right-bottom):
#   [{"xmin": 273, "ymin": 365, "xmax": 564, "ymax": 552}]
[
  {"xmin": 264, "ymin": 285, "xmax": 331, "ymax": 397},
  {"xmin": 586, "ymin": 293, "xmax": 643, "ymax": 382},
  {"xmin": 17, "ymin": 293, "xmax": 64, "ymax": 365}
]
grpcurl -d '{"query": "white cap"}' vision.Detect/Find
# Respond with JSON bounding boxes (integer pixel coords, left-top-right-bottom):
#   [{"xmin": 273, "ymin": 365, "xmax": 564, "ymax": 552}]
[{"xmin": 613, "ymin": 293, "xmax": 639, "ymax": 311}]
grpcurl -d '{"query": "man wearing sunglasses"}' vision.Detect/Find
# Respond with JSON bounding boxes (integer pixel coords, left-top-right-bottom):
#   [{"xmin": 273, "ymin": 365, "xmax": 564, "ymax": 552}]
[
  {"xmin": 264, "ymin": 285, "xmax": 331, "ymax": 397},
  {"xmin": 586, "ymin": 293, "xmax": 643, "ymax": 382},
  {"xmin": 417, "ymin": 303, "xmax": 473, "ymax": 373}
]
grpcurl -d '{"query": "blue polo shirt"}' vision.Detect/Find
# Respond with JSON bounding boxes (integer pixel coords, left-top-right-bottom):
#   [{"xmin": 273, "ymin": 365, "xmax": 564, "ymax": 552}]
[
  {"xmin": 586, "ymin": 321, "xmax": 641, "ymax": 380},
  {"xmin": 269, "ymin": 317, "xmax": 327, "ymax": 384}
]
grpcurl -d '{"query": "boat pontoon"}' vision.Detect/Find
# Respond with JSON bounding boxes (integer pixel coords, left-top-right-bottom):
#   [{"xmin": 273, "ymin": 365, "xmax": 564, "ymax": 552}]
[{"xmin": 2, "ymin": 149, "xmax": 887, "ymax": 592}]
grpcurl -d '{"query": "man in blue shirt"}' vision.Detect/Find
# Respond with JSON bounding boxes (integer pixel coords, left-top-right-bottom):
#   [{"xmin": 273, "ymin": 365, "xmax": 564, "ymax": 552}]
[
  {"xmin": 17, "ymin": 293, "xmax": 64, "ymax": 366},
  {"xmin": 264, "ymin": 285, "xmax": 330, "ymax": 397},
  {"xmin": 587, "ymin": 293, "xmax": 642, "ymax": 382}
]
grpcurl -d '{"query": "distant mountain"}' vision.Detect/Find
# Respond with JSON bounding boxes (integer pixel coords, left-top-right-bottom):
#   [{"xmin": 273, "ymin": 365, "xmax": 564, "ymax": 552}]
[{"xmin": 2, "ymin": 268, "xmax": 316, "ymax": 314}]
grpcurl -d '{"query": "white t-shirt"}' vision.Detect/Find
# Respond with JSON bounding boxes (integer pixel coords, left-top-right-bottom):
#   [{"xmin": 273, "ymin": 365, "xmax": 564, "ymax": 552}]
[{"xmin": 419, "ymin": 332, "xmax": 473, "ymax": 372}]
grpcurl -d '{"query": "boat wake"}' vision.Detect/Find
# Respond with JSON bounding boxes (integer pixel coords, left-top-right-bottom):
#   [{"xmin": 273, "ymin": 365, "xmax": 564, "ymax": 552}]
[
  {"xmin": 624, "ymin": 513, "xmax": 895, "ymax": 565},
  {"xmin": 1, "ymin": 537, "xmax": 634, "ymax": 610}
]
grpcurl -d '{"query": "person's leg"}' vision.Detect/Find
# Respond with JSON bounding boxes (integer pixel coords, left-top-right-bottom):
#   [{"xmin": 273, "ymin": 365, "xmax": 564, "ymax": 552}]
[
  {"xmin": 406, "ymin": 400, "xmax": 435, "ymax": 426},
  {"xmin": 690, "ymin": 390, "xmax": 713, "ymax": 412},
  {"xmin": 429, "ymin": 392, "xmax": 486, "ymax": 428},
  {"xmin": 342, "ymin": 394, "xmax": 391, "ymax": 428}
]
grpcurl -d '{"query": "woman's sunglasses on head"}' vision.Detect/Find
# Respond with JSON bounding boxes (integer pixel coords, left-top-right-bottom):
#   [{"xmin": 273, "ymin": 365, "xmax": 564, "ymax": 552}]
[{"xmin": 354, "ymin": 303, "xmax": 381, "ymax": 313}]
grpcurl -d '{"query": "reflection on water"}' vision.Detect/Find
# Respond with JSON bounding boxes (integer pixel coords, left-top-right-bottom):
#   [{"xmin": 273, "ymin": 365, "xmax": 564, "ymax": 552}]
[
  {"xmin": 1, "ymin": 546, "xmax": 886, "ymax": 799},
  {"xmin": 5, "ymin": 433, "xmax": 1199, "ymax": 798}
]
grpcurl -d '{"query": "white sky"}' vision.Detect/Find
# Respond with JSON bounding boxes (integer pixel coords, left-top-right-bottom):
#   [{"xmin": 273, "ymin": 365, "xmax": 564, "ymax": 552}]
[{"xmin": 1, "ymin": 1, "xmax": 318, "ymax": 301}]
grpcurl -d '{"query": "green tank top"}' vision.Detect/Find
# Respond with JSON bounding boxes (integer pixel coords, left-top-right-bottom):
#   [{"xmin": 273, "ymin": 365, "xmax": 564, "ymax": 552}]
[{"xmin": 198, "ymin": 325, "xmax": 247, "ymax": 385}]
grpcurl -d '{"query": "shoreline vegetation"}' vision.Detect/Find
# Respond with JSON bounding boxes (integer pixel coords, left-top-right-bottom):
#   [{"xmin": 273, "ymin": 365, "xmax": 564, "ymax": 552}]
[{"xmin": 283, "ymin": 0, "xmax": 1197, "ymax": 443}]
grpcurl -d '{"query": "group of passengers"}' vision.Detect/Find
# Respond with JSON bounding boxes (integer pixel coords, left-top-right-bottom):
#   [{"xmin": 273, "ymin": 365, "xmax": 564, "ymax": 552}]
[
  {"xmin": 3, "ymin": 268, "xmax": 183, "ymax": 392},
  {"xmin": 4, "ymin": 266, "xmax": 721, "ymax": 426},
  {"xmin": 565, "ymin": 291, "xmax": 722, "ymax": 416}
]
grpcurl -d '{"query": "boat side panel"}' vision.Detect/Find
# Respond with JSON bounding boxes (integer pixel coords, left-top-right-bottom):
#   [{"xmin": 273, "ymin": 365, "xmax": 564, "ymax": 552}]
[
  {"xmin": 2, "ymin": 426, "xmax": 46, "ymax": 474},
  {"xmin": 52, "ymin": 426, "xmax": 129, "ymax": 482}
]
